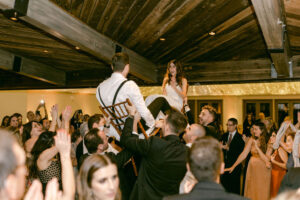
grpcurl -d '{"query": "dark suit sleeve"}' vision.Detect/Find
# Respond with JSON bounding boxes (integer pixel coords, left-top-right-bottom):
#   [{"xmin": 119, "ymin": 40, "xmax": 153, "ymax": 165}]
[
  {"xmin": 185, "ymin": 110, "xmax": 194, "ymax": 125},
  {"xmin": 120, "ymin": 117, "xmax": 152, "ymax": 156},
  {"xmin": 106, "ymin": 149, "xmax": 132, "ymax": 169}
]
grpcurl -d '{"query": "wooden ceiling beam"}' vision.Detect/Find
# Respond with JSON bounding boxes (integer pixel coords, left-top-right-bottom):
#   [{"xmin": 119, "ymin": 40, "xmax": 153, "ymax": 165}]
[
  {"xmin": 0, "ymin": 48, "xmax": 65, "ymax": 85},
  {"xmin": 0, "ymin": 0, "xmax": 157, "ymax": 83},
  {"xmin": 251, "ymin": 0, "xmax": 291, "ymax": 77},
  {"xmin": 126, "ymin": 0, "xmax": 205, "ymax": 49},
  {"xmin": 181, "ymin": 59, "xmax": 272, "ymax": 73},
  {"xmin": 155, "ymin": 6, "xmax": 254, "ymax": 62}
]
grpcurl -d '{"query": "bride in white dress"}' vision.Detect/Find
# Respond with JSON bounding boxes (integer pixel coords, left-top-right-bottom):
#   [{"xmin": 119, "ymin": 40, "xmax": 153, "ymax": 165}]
[
  {"xmin": 162, "ymin": 60, "xmax": 188, "ymax": 111},
  {"xmin": 145, "ymin": 60, "xmax": 188, "ymax": 113}
]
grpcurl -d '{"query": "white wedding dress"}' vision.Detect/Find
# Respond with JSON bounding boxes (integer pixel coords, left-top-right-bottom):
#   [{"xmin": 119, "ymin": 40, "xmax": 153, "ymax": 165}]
[{"xmin": 145, "ymin": 83, "xmax": 183, "ymax": 114}]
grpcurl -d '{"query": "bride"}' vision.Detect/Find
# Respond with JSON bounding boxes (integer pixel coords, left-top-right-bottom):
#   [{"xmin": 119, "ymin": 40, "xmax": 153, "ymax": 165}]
[
  {"xmin": 162, "ymin": 59, "xmax": 188, "ymax": 112},
  {"xmin": 145, "ymin": 60, "xmax": 188, "ymax": 113}
]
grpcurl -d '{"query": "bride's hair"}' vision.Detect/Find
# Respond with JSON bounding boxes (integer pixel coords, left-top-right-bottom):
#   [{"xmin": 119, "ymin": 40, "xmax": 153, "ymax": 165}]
[{"xmin": 165, "ymin": 59, "xmax": 185, "ymax": 86}]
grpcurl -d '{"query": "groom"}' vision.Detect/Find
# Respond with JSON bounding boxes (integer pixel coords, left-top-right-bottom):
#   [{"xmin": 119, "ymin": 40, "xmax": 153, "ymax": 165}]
[{"xmin": 96, "ymin": 53, "xmax": 172, "ymax": 140}]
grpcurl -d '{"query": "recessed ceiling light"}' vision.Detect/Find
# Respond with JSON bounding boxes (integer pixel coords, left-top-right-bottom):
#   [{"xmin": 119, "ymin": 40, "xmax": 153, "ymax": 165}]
[
  {"xmin": 209, "ymin": 31, "xmax": 216, "ymax": 36},
  {"xmin": 10, "ymin": 17, "xmax": 17, "ymax": 21},
  {"xmin": 43, "ymin": 50, "xmax": 49, "ymax": 53},
  {"xmin": 10, "ymin": 12, "xmax": 18, "ymax": 21},
  {"xmin": 75, "ymin": 46, "xmax": 80, "ymax": 50},
  {"xmin": 160, "ymin": 38, "xmax": 166, "ymax": 41}
]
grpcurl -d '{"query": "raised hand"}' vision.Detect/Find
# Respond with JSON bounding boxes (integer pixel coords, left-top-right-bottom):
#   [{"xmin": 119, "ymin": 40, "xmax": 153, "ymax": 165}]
[
  {"xmin": 55, "ymin": 129, "xmax": 71, "ymax": 158},
  {"xmin": 270, "ymin": 154, "xmax": 276, "ymax": 163},
  {"xmin": 126, "ymin": 104, "xmax": 137, "ymax": 116},
  {"xmin": 62, "ymin": 106, "xmax": 72, "ymax": 122},
  {"xmin": 155, "ymin": 119, "xmax": 164, "ymax": 128},
  {"xmin": 51, "ymin": 104, "xmax": 58, "ymax": 121},
  {"xmin": 24, "ymin": 180, "xmax": 43, "ymax": 200}
]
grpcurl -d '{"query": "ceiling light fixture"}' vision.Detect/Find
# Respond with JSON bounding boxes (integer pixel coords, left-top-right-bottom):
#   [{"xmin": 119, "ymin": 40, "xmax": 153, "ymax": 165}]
[
  {"xmin": 10, "ymin": 12, "xmax": 18, "ymax": 21},
  {"xmin": 75, "ymin": 46, "xmax": 80, "ymax": 50},
  {"xmin": 209, "ymin": 31, "xmax": 216, "ymax": 36},
  {"xmin": 160, "ymin": 38, "xmax": 166, "ymax": 41},
  {"xmin": 43, "ymin": 50, "xmax": 49, "ymax": 53}
]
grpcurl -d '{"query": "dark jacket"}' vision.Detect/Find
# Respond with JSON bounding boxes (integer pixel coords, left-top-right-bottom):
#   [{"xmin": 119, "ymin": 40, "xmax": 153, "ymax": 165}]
[
  {"xmin": 120, "ymin": 117, "xmax": 188, "ymax": 200},
  {"xmin": 278, "ymin": 167, "xmax": 300, "ymax": 194},
  {"xmin": 163, "ymin": 181, "xmax": 249, "ymax": 200},
  {"xmin": 78, "ymin": 149, "xmax": 134, "ymax": 200},
  {"xmin": 205, "ymin": 122, "xmax": 219, "ymax": 140},
  {"xmin": 220, "ymin": 131, "xmax": 244, "ymax": 168},
  {"xmin": 220, "ymin": 131, "xmax": 244, "ymax": 194}
]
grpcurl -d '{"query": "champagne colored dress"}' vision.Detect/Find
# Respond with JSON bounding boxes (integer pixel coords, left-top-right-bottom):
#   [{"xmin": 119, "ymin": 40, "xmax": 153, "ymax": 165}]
[
  {"xmin": 270, "ymin": 150, "xmax": 286, "ymax": 198},
  {"xmin": 244, "ymin": 143, "xmax": 271, "ymax": 200}
]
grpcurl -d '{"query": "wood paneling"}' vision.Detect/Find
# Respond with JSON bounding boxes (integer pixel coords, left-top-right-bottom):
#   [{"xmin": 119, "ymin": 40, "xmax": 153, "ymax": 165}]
[
  {"xmin": 0, "ymin": 48, "xmax": 66, "ymax": 85},
  {"xmin": 0, "ymin": 0, "xmax": 300, "ymax": 89},
  {"xmin": 251, "ymin": 0, "xmax": 291, "ymax": 76},
  {"xmin": 16, "ymin": 0, "xmax": 157, "ymax": 82}
]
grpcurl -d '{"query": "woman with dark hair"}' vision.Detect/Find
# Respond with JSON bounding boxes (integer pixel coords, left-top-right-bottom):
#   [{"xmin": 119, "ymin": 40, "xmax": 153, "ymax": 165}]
[
  {"xmin": 22, "ymin": 121, "xmax": 43, "ymax": 153},
  {"xmin": 225, "ymin": 122, "xmax": 271, "ymax": 200},
  {"xmin": 71, "ymin": 109, "xmax": 83, "ymax": 130},
  {"xmin": 29, "ymin": 130, "xmax": 75, "ymax": 196},
  {"xmin": 243, "ymin": 114, "xmax": 254, "ymax": 137},
  {"xmin": 1, "ymin": 115, "xmax": 10, "ymax": 128},
  {"xmin": 162, "ymin": 59, "xmax": 188, "ymax": 111},
  {"xmin": 78, "ymin": 154, "xmax": 120, "ymax": 200},
  {"xmin": 269, "ymin": 131, "xmax": 294, "ymax": 197}
]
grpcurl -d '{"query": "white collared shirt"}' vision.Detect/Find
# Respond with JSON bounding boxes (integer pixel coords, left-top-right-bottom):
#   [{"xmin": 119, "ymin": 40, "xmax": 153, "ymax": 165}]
[
  {"xmin": 228, "ymin": 130, "xmax": 237, "ymax": 142},
  {"xmin": 96, "ymin": 72, "xmax": 155, "ymax": 140},
  {"xmin": 186, "ymin": 143, "xmax": 192, "ymax": 148}
]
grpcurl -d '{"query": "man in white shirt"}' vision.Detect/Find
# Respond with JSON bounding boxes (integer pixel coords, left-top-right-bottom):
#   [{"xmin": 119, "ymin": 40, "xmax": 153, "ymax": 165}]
[{"xmin": 96, "ymin": 53, "xmax": 171, "ymax": 140}]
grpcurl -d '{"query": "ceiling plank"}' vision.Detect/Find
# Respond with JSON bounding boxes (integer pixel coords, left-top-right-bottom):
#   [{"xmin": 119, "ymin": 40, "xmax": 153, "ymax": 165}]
[
  {"xmin": 0, "ymin": 0, "xmax": 157, "ymax": 83},
  {"xmin": 0, "ymin": 48, "xmax": 14, "ymax": 70},
  {"xmin": 181, "ymin": 19, "xmax": 258, "ymax": 62},
  {"xmin": 126, "ymin": 0, "xmax": 204, "ymax": 49},
  {"xmin": 20, "ymin": 57, "xmax": 66, "ymax": 85},
  {"xmin": 0, "ymin": 48, "xmax": 66, "ymax": 85},
  {"xmin": 251, "ymin": 0, "xmax": 291, "ymax": 76},
  {"xmin": 157, "ymin": 6, "xmax": 254, "ymax": 63}
]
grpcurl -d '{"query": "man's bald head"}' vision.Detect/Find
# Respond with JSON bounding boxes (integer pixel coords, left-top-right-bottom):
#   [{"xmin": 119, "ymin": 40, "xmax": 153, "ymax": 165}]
[{"xmin": 184, "ymin": 124, "xmax": 206, "ymax": 144}]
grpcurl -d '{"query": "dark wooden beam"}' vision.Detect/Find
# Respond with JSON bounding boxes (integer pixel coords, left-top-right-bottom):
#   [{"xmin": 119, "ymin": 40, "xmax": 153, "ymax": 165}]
[
  {"xmin": 0, "ymin": 48, "xmax": 14, "ymax": 70},
  {"xmin": 0, "ymin": 0, "xmax": 157, "ymax": 83},
  {"xmin": 125, "ymin": 0, "xmax": 205, "ymax": 48},
  {"xmin": 181, "ymin": 59, "xmax": 272, "ymax": 73},
  {"xmin": 0, "ymin": 48, "xmax": 66, "ymax": 85},
  {"xmin": 251, "ymin": 0, "xmax": 291, "ymax": 76}
]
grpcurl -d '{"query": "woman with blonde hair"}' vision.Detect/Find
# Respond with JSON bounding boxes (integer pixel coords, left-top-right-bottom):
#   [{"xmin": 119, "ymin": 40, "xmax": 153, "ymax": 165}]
[{"xmin": 78, "ymin": 154, "xmax": 121, "ymax": 200}]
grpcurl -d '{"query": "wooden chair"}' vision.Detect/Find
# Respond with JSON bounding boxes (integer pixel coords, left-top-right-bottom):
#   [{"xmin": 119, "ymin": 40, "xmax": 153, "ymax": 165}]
[
  {"xmin": 99, "ymin": 98, "xmax": 149, "ymax": 139},
  {"xmin": 99, "ymin": 98, "xmax": 160, "ymax": 175}
]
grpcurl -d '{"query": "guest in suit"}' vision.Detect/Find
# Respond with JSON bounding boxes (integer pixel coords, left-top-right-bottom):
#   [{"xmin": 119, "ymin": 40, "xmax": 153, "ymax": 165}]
[
  {"xmin": 121, "ymin": 105, "xmax": 188, "ymax": 200},
  {"xmin": 164, "ymin": 136, "xmax": 248, "ymax": 200},
  {"xmin": 220, "ymin": 118, "xmax": 245, "ymax": 194},
  {"xmin": 79, "ymin": 128, "xmax": 133, "ymax": 200},
  {"xmin": 278, "ymin": 167, "xmax": 300, "ymax": 194},
  {"xmin": 179, "ymin": 124, "xmax": 206, "ymax": 194}
]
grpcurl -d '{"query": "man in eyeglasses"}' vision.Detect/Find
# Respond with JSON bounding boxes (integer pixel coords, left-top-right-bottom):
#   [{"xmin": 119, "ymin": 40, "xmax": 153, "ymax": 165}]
[{"xmin": 220, "ymin": 118, "xmax": 245, "ymax": 195}]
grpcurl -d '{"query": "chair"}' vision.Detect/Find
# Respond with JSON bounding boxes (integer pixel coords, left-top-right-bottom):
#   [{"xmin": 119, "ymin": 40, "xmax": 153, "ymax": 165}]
[
  {"xmin": 99, "ymin": 98, "xmax": 160, "ymax": 175},
  {"xmin": 99, "ymin": 98, "xmax": 150, "ymax": 139}
]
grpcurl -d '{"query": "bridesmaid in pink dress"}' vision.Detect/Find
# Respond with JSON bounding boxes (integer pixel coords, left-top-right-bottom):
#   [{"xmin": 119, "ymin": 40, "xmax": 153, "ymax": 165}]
[{"xmin": 225, "ymin": 122, "xmax": 271, "ymax": 200}]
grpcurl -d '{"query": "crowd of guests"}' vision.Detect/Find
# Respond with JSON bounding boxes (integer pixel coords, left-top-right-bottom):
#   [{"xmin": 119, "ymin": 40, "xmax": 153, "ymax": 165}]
[{"xmin": 1, "ymin": 53, "xmax": 300, "ymax": 200}]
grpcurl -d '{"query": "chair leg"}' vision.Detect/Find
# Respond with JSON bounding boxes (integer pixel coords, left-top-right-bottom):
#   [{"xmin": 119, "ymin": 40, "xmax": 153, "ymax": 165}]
[{"xmin": 131, "ymin": 157, "xmax": 138, "ymax": 176}]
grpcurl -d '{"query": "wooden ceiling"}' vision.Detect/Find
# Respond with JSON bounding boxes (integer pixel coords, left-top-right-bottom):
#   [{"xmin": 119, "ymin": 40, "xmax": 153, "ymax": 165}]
[{"xmin": 0, "ymin": 0, "xmax": 300, "ymax": 89}]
